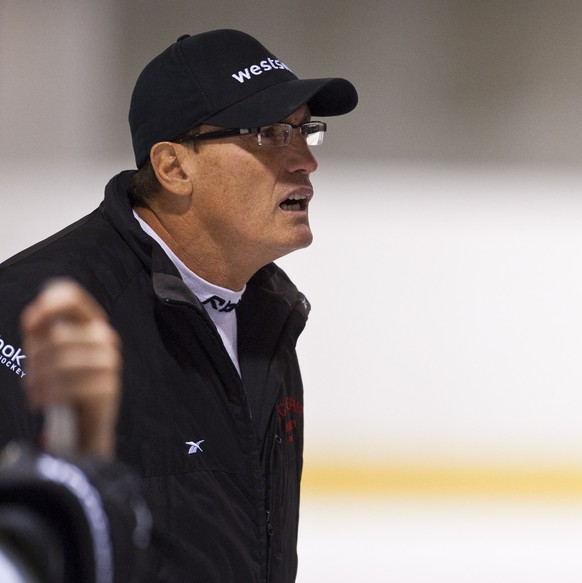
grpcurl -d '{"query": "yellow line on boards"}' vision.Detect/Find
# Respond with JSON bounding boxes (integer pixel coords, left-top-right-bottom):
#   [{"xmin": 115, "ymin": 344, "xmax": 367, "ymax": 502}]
[{"xmin": 301, "ymin": 461, "xmax": 582, "ymax": 498}]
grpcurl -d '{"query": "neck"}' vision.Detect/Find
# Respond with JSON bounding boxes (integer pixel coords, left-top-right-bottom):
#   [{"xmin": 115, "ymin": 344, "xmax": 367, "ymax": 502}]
[{"xmin": 134, "ymin": 205, "xmax": 254, "ymax": 291}]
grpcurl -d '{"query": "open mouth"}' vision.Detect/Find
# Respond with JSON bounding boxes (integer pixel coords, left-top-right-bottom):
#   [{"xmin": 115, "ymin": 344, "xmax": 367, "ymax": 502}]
[{"xmin": 279, "ymin": 193, "xmax": 310, "ymax": 212}]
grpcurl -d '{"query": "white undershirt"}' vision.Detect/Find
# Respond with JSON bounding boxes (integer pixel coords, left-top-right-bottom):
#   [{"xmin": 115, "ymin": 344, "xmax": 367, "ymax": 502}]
[{"xmin": 133, "ymin": 211, "xmax": 244, "ymax": 375}]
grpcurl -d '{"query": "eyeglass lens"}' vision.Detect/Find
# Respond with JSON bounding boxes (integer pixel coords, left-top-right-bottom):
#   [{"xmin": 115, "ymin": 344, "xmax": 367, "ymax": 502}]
[{"xmin": 257, "ymin": 122, "xmax": 326, "ymax": 146}]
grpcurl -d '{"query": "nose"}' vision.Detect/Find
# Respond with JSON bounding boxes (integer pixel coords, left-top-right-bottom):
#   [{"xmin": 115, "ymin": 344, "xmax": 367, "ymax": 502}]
[{"xmin": 286, "ymin": 132, "xmax": 319, "ymax": 175}]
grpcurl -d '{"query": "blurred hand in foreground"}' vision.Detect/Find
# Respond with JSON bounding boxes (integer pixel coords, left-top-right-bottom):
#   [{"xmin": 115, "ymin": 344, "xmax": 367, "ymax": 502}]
[{"xmin": 20, "ymin": 280, "xmax": 121, "ymax": 460}]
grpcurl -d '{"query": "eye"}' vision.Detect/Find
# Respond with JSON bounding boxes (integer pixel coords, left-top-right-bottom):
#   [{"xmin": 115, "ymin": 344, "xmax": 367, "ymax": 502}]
[
  {"xmin": 261, "ymin": 125, "xmax": 281, "ymax": 139},
  {"xmin": 258, "ymin": 124, "xmax": 291, "ymax": 146}
]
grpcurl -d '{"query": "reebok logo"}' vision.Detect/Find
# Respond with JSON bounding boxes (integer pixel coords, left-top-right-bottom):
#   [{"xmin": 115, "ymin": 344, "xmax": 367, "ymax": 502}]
[
  {"xmin": 231, "ymin": 59, "xmax": 292, "ymax": 84},
  {"xmin": 0, "ymin": 334, "xmax": 27, "ymax": 379},
  {"xmin": 186, "ymin": 440, "xmax": 204, "ymax": 454},
  {"xmin": 202, "ymin": 295, "xmax": 240, "ymax": 313}
]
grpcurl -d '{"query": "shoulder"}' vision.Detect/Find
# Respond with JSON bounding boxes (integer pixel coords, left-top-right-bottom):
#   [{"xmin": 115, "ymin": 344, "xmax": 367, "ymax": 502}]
[{"xmin": 0, "ymin": 208, "xmax": 143, "ymax": 314}]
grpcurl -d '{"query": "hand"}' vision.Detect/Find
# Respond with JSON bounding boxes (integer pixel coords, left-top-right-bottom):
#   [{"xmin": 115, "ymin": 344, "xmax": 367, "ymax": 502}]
[{"xmin": 20, "ymin": 279, "xmax": 121, "ymax": 460}]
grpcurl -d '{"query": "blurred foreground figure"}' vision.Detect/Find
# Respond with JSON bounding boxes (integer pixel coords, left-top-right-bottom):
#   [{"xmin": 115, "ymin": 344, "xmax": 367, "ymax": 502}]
[
  {"xmin": 0, "ymin": 29, "xmax": 357, "ymax": 581},
  {"xmin": 0, "ymin": 281, "xmax": 151, "ymax": 583}
]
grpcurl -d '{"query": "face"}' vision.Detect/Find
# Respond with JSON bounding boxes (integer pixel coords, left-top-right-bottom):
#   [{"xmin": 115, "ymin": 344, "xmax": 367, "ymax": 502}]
[{"xmin": 180, "ymin": 104, "xmax": 319, "ymax": 275}]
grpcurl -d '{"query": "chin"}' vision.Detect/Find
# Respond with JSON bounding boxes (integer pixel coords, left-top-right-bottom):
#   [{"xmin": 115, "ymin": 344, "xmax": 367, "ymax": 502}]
[
  {"xmin": 278, "ymin": 234, "xmax": 314, "ymax": 260},
  {"xmin": 289, "ymin": 227, "xmax": 313, "ymax": 250}
]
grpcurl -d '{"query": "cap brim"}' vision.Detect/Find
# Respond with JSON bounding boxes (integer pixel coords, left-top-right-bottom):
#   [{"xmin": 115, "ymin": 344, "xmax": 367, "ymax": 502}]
[{"xmin": 203, "ymin": 77, "xmax": 358, "ymax": 128}]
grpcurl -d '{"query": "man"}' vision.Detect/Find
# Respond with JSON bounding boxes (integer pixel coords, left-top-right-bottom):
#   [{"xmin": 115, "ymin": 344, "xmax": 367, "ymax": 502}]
[{"xmin": 0, "ymin": 29, "xmax": 357, "ymax": 581}]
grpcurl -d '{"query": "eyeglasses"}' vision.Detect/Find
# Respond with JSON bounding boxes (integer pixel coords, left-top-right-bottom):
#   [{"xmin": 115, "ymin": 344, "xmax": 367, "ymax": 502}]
[{"xmin": 181, "ymin": 121, "xmax": 327, "ymax": 147}]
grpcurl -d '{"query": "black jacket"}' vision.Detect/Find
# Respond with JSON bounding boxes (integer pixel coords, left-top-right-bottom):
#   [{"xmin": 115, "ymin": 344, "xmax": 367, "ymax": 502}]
[{"xmin": 0, "ymin": 170, "xmax": 309, "ymax": 582}]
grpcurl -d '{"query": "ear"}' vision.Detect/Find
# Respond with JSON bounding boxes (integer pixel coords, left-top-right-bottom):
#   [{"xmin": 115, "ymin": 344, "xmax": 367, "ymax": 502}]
[{"xmin": 150, "ymin": 142, "xmax": 192, "ymax": 196}]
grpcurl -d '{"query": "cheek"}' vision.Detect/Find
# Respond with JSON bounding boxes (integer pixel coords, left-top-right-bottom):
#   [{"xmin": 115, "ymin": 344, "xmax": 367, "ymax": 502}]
[
  {"xmin": 192, "ymin": 145, "xmax": 283, "ymax": 225},
  {"xmin": 225, "ymin": 168, "xmax": 279, "ymax": 214},
  {"xmin": 203, "ymin": 146, "xmax": 277, "ymax": 190}
]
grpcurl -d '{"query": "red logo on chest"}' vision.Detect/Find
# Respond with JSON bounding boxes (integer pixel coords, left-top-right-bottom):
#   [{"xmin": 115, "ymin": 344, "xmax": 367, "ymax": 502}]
[{"xmin": 277, "ymin": 397, "xmax": 303, "ymax": 442}]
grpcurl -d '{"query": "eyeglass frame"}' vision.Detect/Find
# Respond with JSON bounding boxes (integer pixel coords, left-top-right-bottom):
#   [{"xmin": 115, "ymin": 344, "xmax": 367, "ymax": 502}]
[{"xmin": 174, "ymin": 121, "xmax": 327, "ymax": 147}]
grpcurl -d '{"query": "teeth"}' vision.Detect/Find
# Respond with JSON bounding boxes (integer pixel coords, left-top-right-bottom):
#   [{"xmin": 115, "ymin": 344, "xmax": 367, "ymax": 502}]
[{"xmin": 280, "ymin": 191, "xmax": 310, "ymax": 211}]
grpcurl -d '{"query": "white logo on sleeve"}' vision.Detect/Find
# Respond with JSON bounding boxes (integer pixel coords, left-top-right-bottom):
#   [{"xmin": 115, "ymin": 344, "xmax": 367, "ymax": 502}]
[
  {"xmin": 0, "ymin": 334, "xmax": 27, "ymax": 378},
  {"xmin": 186, "ymin": 440, "xmax": 205, "ymax": 454}
]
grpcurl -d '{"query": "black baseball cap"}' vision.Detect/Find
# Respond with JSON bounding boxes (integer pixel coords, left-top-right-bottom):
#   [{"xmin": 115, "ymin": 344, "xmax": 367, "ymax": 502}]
[{"xmin": 129, "ymin": 29, "xmax": 358, "ymax": 167}]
